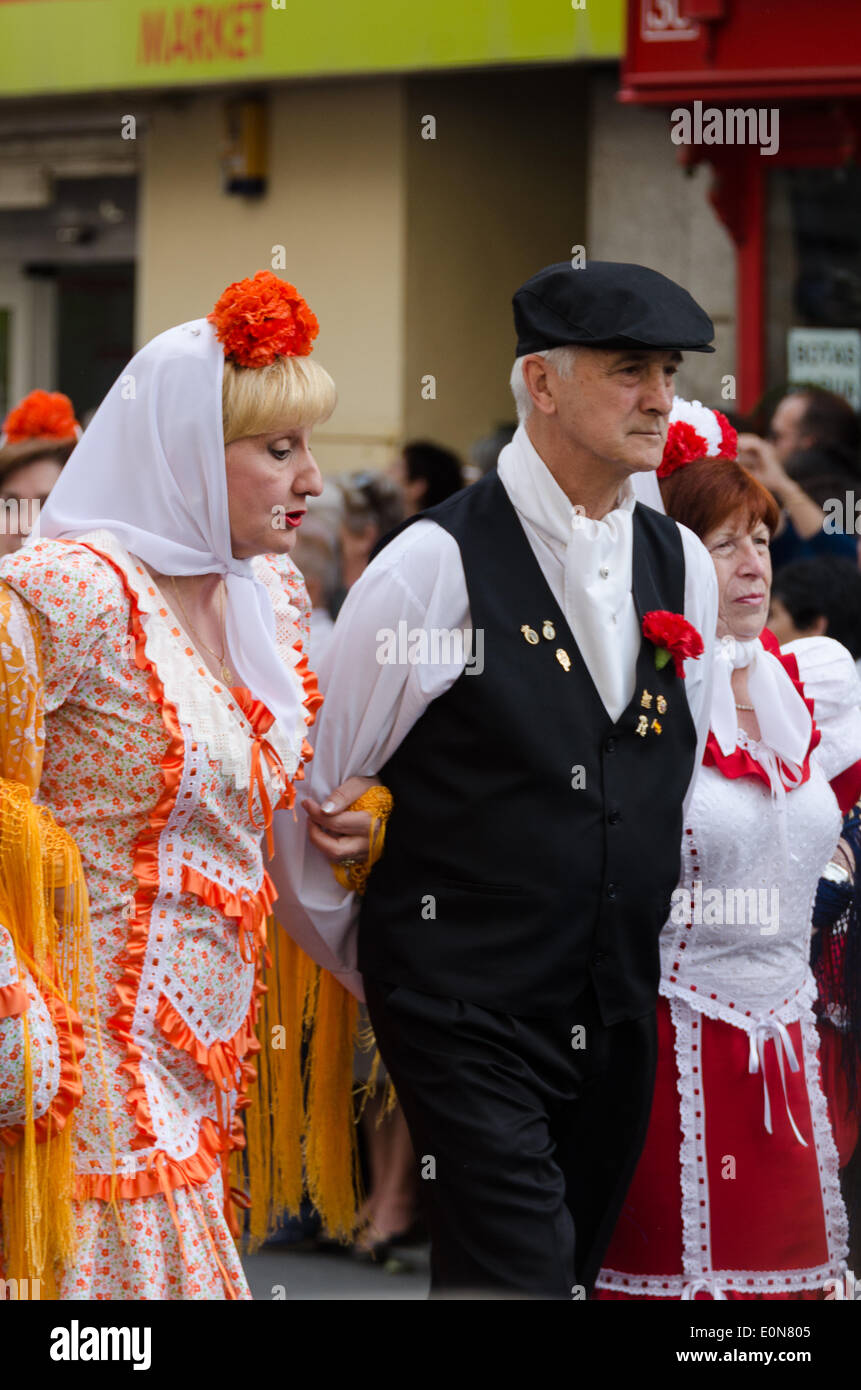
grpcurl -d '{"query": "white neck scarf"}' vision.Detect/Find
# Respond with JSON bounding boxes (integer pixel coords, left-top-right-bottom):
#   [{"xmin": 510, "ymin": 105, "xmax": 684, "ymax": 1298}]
[
  {"xmin": 711, "ymin": 634, "xmax": 811, "ymax": 771},
  {"xmin": 33, "ymin": 318, "xmax": 304, "ymax": 742},
  {"xmin": 499, "ymin": 425, "xmax": 637, "ymax": 720}
]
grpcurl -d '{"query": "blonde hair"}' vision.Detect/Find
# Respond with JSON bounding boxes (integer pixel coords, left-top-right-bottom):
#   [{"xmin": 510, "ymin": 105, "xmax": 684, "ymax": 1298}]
[{"xmin": 222, "ymin": 355, "xmax": 337, "ymax": 445}]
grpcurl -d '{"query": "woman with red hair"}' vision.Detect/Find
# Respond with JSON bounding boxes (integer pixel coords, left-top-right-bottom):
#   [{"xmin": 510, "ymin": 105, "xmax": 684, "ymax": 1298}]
[{"xmin": 596, "ymin": 399, "xmax": 861, "ymax": 1301}]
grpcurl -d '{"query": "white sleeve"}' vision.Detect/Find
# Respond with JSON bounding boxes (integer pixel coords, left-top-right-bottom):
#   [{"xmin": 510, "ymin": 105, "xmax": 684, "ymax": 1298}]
[
  {"xmin": 781, "ymin": 634, "xmax": 861, "ymax": 782},
  {"xmin": 678, "ymin": 522, "xmax": 718, "ymax": 819},
  {"xmin": 268, "ymin": 520, "xmax": 470, "ymax": 983}
]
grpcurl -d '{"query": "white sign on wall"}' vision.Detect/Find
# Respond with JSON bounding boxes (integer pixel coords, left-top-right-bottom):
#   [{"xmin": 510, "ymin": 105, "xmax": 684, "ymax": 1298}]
[{"xmin": 787, "ymin": 328, "xmax": 861, "ymax": 408}]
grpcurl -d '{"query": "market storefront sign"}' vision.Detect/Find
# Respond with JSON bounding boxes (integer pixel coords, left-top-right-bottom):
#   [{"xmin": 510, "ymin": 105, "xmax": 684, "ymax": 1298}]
[
  {"xmin": 138, "ymin": 3, "xmax": 265, "ymax": 66},
  {"xmin": 1, "ymin": 0, "xmax": 623, "ymax": 96}
]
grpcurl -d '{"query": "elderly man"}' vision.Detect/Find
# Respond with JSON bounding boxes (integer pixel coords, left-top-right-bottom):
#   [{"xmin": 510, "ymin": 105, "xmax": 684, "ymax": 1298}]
[{"xmin": 273, "ymin": 260, "xmax": 718, "ymax": 1299}]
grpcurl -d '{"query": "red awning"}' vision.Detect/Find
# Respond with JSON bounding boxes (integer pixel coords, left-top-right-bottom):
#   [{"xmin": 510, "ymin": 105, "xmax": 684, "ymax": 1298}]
[{"xmin": 621, "ymin": 0, "xmax": 861, "ymax": 104}]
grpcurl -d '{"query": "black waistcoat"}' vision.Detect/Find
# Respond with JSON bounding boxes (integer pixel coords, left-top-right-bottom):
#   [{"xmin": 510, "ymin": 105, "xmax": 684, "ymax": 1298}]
[{"xmin": 358, "ymin": 471, "xmax": 698, "ymax": 1023}]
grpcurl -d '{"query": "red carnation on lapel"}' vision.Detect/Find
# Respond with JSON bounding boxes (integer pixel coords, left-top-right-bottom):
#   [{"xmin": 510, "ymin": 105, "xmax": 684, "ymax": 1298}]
[{"xmin": 642, "ymin": 610, "xmax": 704, "ymax": 678}]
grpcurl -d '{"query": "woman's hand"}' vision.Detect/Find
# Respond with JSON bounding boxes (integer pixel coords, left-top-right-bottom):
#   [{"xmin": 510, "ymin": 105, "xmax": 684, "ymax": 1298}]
[{"xmin": 303, "ymin": 775, "xmax": 381, "ymax": 864}]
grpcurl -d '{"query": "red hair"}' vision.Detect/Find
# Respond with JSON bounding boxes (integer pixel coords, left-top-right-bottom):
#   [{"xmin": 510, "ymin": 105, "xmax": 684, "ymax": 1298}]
[{"xmin": 658, "ymin": 457, "xmax": 780, "ymax": 541}]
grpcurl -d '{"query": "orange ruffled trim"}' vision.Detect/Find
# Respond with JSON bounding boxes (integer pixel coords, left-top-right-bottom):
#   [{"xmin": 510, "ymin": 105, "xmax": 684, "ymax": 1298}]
[
  {"xmin": 67, "ymin": 541, "xmax": 318, "ymax": 1206},
  {"xmin": 0, "ymin": 963, "xmax": 85, "ymax": 1149},
  {"xmin": 0, "ymin": 979, "xmax": 28, "ymax": 1020},
  {"xmin": 73, "ymin": 1115, "xmax": 226, "ymax": 1201}
]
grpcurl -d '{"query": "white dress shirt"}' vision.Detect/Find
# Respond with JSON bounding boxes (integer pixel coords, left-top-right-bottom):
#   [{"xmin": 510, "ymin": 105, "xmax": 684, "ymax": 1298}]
[{"xmin": 269, "ymin": 425, "xmax": 718, "ymax": 998}]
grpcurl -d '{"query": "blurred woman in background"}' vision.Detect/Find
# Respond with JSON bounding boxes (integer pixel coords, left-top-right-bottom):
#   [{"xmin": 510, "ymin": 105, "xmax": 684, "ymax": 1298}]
[{"xmin": 0, "ymin": 389, "xmax": 79, "ymax": 556}]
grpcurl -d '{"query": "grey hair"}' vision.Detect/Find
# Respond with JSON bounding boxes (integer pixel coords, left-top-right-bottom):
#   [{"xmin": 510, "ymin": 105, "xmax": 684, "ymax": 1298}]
[{"xmin": 508, "ymin": 346, "xmax": 578, "ymax": 424}]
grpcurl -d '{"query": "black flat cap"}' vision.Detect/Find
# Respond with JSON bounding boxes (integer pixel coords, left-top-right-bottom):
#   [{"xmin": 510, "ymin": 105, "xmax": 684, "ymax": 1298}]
[{"xmin": 513, "ymin": 260, "xmax": 715, "ymax": 356}]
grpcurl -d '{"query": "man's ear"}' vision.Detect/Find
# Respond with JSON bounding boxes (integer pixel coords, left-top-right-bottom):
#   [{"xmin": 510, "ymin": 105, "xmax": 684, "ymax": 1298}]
[
  {"xmin": 521, "ymin": 356, "xmax": 557, "ymax": 418},
  {"xmin": 808, "ymin": 614, "xmax": 828, "ymax": 638}
]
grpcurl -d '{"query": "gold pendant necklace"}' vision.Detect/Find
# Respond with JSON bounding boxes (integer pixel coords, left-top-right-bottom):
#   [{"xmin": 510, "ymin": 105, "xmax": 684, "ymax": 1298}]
[{"xmin": 170, "ymin": 575, "xmax": 235, "ymax": 687}]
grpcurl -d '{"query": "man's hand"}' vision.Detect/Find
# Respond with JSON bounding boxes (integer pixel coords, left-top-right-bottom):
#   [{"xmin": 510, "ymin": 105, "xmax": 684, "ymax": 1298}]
[{"xmin": 304, "ymin": 775, "xmax": 381, "ymax": 864}]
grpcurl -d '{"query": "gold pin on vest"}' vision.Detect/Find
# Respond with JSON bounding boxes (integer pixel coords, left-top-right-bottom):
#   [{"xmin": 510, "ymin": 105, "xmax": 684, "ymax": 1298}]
[
  {"xmin": 521, "ymin": 624, "xmax": 539, "ymax": 645},
  {"xmin": 656, "ymin": 694, "xmax": 668, "ymax": 714},
  {"xmin": 555, "ymin": 648, "xmax": 571, "ymax": 672},
  {"xmin": 542, "ymin": 620, "xmax": 556, "ymax": 641}
]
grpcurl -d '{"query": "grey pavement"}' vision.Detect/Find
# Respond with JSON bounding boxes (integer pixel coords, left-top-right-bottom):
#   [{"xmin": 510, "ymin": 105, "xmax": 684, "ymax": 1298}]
[{"xmin": 243, "ymin": 1239, "xmax": 430, "ymax": 1301}]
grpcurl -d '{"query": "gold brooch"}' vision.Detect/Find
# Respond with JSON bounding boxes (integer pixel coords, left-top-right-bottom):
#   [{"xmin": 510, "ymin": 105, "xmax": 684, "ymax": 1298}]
[
  {"xmin": 542, "ymin": 620, "xmax": 556, "ymax": 641},
  {"xmin": 656, "ymin": 695, "xmax": 667, "ymax": 714},
  {"xmin": 556, "ymin": 649, "xmax": 571, "ymax": 672},
  {"xmin": 640, "ymin": 689, "xmax": 653, "ymax": 709},
  {"xmin": 521, "ymin": 624, "xmax": 539, "ymax": 645},
  {"xmin": 635, "ymin": 714, "xmax": 649, "ymax": 737},
  {"xmin": 651, "ymin": 719, "xmax": 663, "ymax": 735}
]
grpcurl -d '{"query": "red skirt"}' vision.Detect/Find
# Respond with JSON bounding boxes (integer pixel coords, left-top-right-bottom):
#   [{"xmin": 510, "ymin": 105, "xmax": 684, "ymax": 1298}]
[{"xmin": 595, "ymin": 995, "xmax": 848, "ymax": 1300}]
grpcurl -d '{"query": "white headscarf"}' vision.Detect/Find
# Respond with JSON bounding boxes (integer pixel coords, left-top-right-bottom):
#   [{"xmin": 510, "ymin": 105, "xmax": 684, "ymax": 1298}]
[{"xmin": 34, "ymin": 317, "xmax": 304, "ymax": 739}]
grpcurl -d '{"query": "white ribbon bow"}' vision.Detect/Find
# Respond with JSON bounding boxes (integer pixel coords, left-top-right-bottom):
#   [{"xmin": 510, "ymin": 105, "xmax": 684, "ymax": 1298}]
[
  {"xmin": 747, "ymin": 1019, "xmax": 809, "ymax": 1147},
  {"xmin": 681, "ymin": 1279, "xmax": 727, "ymax": 1300},
  {"xmin": 711, "ymin": 636, "xmax": 811, "ymax": 864},
  {"xmin": 711, "ymin": 635, "xmax": 811, "ymax": 770}
]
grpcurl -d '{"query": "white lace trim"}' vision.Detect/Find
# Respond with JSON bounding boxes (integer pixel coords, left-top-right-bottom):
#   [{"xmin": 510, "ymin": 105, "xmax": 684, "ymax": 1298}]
[
  {"xmin": 799, "ymin": 998, "xmax": 850, "ymax": 1276},
  {"xmin": 595, "ymin": 1264, "xmax": 848, "ymax": 1297},
  {"xmin": 672, "ymin": 995, "xmax": 713, "ymax": 1284},
  {"xmin": 660, "ymin": 971, "xmax": 818, "ymax": 1032},
  {"xmin": 75, "ymin": 529, "xmax": 306, "ymax": 795}
]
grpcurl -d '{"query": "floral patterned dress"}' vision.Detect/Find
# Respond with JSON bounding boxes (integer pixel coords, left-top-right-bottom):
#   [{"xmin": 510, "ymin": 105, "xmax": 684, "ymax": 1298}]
[{"xmin": 0, "ymin": 528, "xmax": 320, "ymax": 1299}]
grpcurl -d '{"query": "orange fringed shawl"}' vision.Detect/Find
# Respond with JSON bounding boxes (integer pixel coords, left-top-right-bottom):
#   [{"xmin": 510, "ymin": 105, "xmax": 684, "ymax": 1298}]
[{"xmin": 0, "ymin": 580, "xmax": 109, "ymax": 1297}]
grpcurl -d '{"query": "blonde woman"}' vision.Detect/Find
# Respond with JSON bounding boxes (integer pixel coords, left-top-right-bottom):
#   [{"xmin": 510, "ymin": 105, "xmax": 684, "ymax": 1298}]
[{"xmin": 0, "ymin": 272, "xmax": 373, "ymax": 1299}]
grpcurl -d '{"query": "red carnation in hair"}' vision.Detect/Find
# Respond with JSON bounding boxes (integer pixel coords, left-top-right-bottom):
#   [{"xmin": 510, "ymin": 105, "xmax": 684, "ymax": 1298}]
[
  {"xmin": 3, "ymin": 389, "xmax": 79, "ymax": 444},
  {"xmin": 715, "ymin": 409, "xmax": 738, "ymax": 460},
  {"xmin": 207, "ymin": 270, "xmax": 319, "ymax": 367},
  {"xmin": 657, "ymin": 421, "xmax": 708, "ymax": 480}
]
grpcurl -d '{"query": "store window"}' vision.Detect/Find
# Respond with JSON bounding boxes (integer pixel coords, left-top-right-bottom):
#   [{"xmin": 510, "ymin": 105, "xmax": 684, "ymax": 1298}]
[{"xmin": 767, "ymin": 165, "xmax": 861, "ymax": 409}]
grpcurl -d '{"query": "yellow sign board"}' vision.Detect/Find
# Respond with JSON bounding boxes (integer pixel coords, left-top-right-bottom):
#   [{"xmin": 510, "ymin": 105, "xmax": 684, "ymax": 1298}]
[{"xmin": 2, "ymin": 0, "xmax": 624, "ymax": 96}]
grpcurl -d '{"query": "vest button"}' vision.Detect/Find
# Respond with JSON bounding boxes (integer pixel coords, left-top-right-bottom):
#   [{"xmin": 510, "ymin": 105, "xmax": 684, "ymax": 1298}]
[
  {"xmin": 606, "ymin": 883, "xmax": 618, "ymax": 899},
  {"xmin": 608, "ymin": 810, "xmax": 621, "ymax": 825},
  {"xmin": 605, "ymin": 737, "xmax": 616, "ymax": 754}
]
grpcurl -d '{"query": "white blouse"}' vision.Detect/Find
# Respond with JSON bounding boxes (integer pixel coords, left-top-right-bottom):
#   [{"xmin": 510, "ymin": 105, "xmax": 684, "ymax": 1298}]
[{"xmin": 660, "ymin": 635, "xmax": 861, "ymax": 1028}]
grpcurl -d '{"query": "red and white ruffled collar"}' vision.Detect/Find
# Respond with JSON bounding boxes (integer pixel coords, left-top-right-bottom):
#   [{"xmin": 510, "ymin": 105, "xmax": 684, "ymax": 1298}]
[{"xmin": 704, "ymin": 627, "xmax": 821, "ymax": 795}]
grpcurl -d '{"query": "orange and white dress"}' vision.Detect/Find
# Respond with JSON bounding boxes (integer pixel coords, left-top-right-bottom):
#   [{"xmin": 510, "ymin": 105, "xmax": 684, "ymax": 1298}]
[{"xmin": 0, "ymin": 528, "xmax": 321, "ymax": 1299}]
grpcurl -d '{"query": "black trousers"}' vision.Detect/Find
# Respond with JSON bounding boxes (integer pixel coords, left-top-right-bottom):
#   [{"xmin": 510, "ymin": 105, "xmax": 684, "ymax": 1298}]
[{"xmin": 363, "ymin": 975, "xmax": 657, "ymax": 1300}]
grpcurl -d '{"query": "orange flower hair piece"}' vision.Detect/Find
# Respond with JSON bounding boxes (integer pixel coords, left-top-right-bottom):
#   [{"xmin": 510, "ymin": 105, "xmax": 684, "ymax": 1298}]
[
  {"xmin": 207, "ymin": 270, "xmax": 320, "ymax": 368},
  {"xmin": 2, "ymin": 390, "xmax": 80, "ymax": 445}
]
